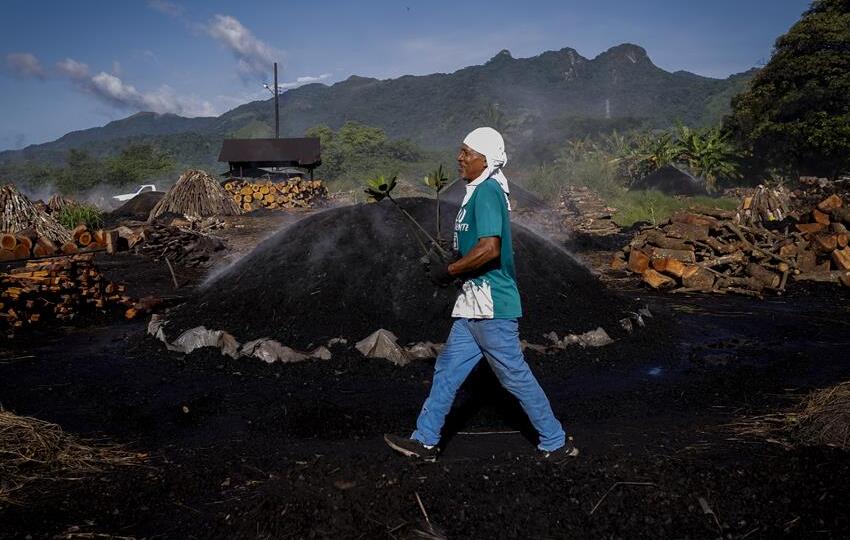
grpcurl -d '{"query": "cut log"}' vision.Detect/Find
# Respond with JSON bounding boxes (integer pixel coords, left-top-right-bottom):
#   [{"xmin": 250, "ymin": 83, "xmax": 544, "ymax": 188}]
[
  {"xmin": 833, "ymin": 207, "xmax": 850, "ymax": 224},
  {"xmin": 746, "ymin": 263, "xmax": 781, "ymax": 288},
  {"xmin": 813, "ymin": 234, "xmax": 838, "ymax": 253},
  {"xmin": 649, "ymin": 247, "xmax": 696, "ymax": 263},
  {"xmin": 671, "ymin": 212, "xmax": 718, "ymax": 229},
  {"xmin": 652, "ymin": 256, "xmax": 687, "ymax": 278},
  {"xmin": 610, "ymin": 255, "xmax": 627, "ymax": 271},
  {"xmin": 838, "ymin": 233, "xmax": 849, "ymax": 249},
  {"xmin": 0, "ymin": 249, "xmax": 14, "ymax": 261},
  {"xmin": 642, "ymin": 269, "xmax": 676, "ymax": 289},
  {"xmin": 644, "ymin": 231, "xmax": 693, "ymax": 251},
  {"xmin": 61, "ymin": 242, "xmax": 79, "ymax": 255},
  {"xmin": 662, "ymin": 222, "xmax": 710, "ymax": 242},
  {"xmin": 833, "ymin": 222, "xmax": 849, "ymax": 234},
  {"xmin": 832, "ymin": 247, "xmax": 850, "ymax": 271},
  {"xmin": 812, "ymin": 209, "xmax": 831, "ymax": 225},
  {"xmin": 698, "ymin": 251, "xmax": 745, "ymax": 268},
  {"xmin": 778, "ymin": 243, "xmax": 798, "ymax": 259},
  {"xmin": 796, "ymin": 222, "xmax": 827, "ymax": 234},
  {"xmin": 627, "ymin": 249, "xmax": 650, "ymax": 274},
  {"xmin": 681, "ymin": 266, "xmax": 715, "ymax": 289},
  {"xmin": 0, "ymin": 233, "xmax": 17, "ymax": 251},
  {"xmin": 105, "ymin": 229, "xmax": 121, "ymax": 254},
  {"xmin": 72, "ymin": 224, "xmax": 88, "ymax": 241},
  {"xmin": 77, "ymin": 231, "xmax": 92, "ymax": 247},
  {"xmin": 33, "ymin": 237, "xmax": 57, "ymax": 258},
  {"xmin": 12, "ymin": 243, "xmax": 29, "ymax": 259},
  {"xmin": 817, "ymin": 194, "xmax": 843, "ymax": 212},
  {"xmin": 797, "ymin": 250, "xmax": 817, "ymax": 272}
]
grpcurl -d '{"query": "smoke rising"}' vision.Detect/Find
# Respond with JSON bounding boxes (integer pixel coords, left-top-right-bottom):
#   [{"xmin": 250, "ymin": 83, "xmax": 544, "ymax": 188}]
[
  {"xmin": 206, "ymin": 14, "xmax": 281, "ymax": 82},
  {"xmin": 5, "ymin": 52, "xmax": 47, "ymax": 79}
]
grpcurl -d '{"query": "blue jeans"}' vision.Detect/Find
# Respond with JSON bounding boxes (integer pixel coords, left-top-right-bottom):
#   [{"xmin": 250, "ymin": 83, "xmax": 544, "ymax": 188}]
[{"xmin": 411, "ymin": 318, "xmax": 566, "ymax": 451}]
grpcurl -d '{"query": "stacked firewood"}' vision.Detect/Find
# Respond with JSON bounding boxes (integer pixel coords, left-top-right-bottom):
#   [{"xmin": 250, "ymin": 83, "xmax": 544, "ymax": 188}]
[
  {"xmin": 611, "ymin": 194, "xmax": 850, "ymax": 297},
  {"xmin": 106, "ymin": 219, "xmax": 226, "ymax": 268},
  {"xmin": 223, "ymin": 178, "xmax": 328, "ymax": 211},
  {"xmin": 149, "ymin": 169, "xmax": 242, "ymax": 220},
  {"xmin": 559, "ymin": 185, "xmax": 620, "ymax": 235},
  {"xmin": 1, "ymin": 184, "xmax": 72, "ymax": 246},
  {"xmin": 0, "ymin": 224, "xmax": 108, "ymax": 262},
  {"xmin": 735, "ymin": 185, "xmax": 791, "ymax": 227},
  {"xmin": 0, "ymin": 253, "xmax": 133, "ymax": 335}
]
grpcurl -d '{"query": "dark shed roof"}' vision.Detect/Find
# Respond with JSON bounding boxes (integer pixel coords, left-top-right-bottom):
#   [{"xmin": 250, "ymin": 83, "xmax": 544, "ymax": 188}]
[{"xmin": 218, "ymin": 138, "xmax": 321, "ymax": 168}]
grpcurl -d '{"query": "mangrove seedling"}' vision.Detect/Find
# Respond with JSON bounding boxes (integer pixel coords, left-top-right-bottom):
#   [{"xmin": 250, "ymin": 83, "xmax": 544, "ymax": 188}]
[
  {"xmin": 364, "ymin": 174, "xmax": 449, "ymax": 259},
  {"xmin": 423, "ymin": 164, "xmax": 450, "ymax": 243}
]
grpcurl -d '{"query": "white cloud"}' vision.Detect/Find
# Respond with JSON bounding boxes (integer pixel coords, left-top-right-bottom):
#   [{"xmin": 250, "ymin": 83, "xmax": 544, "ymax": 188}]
[
  {"xmin": 146, "ymin": 0, "xmax": 184, "ymax": 18},
  {"xmin": 5, "ymin": 52, "xmax": 46, "ymax": 79},
  {"xmin": 56, "ymin": 57, "xmax": 91, "ymax": 80},
  {"xmin": 206, "ymin": 14, "xmax": 281, "ymax": 81},
  {"xmin": 278, "ymin": 73, "xmax": 332, "ymax": 90},
  {"xmin": 54, "ymin": 57, "xmax": 217, "ymax": 117}
]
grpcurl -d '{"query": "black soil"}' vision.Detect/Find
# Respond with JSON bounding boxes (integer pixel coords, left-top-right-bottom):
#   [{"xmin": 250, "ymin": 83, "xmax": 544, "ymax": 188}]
[
  {"xmin": 2, "ymin": 284, "xmax": 850, "ymax": 539},
  {"xmin": 165, "ymin": 198, "xmax": 636, "ymax": 347}
]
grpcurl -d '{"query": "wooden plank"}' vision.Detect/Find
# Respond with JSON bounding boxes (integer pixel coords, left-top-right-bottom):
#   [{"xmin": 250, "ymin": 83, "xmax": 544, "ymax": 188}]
[{"xmin": 642, "ymin": 269, "xmax": 676, "ymax": 289}]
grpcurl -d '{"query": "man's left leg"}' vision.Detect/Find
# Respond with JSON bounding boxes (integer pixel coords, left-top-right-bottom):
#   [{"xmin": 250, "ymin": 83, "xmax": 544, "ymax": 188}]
[{"xmin": 470, "ymin": 318, "xmax": 566, "ymax": 452}]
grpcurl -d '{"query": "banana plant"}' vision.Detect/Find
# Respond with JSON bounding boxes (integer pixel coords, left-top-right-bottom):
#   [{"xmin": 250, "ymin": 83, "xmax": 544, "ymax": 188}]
[
  {"xmin": 364, "ymin": 174, "xmax": 449, "ymax": 259},
  {"xmin": 423, "ymin": 164, "xmax": 450, "ymax": 244}
]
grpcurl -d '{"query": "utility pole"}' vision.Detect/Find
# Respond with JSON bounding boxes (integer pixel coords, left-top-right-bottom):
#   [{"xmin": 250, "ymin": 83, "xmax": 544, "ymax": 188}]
[{"xmin": 274, "ymin": 62, "xmax": 279, "ymax": 139}]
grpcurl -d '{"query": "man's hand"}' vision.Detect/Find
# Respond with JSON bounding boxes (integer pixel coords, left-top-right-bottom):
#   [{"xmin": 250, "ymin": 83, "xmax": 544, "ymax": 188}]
[{"xmin": 423, "ymin": 248, "xmax": 457, "ymax": 287}]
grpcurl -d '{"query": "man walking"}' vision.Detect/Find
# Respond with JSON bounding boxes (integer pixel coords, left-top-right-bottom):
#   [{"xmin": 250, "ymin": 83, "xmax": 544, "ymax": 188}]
[{"xmin": 384, "ymin": 127, "xmax": 577, "ymax": 461}]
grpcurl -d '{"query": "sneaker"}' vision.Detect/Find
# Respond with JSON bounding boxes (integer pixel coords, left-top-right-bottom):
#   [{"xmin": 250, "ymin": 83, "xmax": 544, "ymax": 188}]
[
  {"xmin": 539, "ymin": 439, "xmax": 580, "ymax": 461},
  {"xmin": 384, "ymin": 434, "xmax": 439, "ymax": 461}
]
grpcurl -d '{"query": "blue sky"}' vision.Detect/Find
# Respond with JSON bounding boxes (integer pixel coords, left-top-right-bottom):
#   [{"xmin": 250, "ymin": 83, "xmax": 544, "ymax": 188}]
[{"xmin": 1, "ymin": 0, "xmax": 810, "ymax": 151}]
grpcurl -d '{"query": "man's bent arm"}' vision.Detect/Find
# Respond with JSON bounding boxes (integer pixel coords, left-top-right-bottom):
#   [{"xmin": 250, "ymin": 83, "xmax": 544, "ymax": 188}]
[{"xmin": 448, "ymin": 236, "xmax": 500, "ymax": 276}]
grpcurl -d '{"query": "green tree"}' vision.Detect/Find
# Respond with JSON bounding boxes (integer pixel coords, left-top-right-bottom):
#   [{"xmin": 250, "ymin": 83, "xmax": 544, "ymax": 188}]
[
  {"xmin": 725, "ymin": 0, "xmax": 850, "ymax": 177},
  {"xmin": 105, "ymin": 144, "xmax": 174, "ymax": 186},
  {"xmin": 57, "ymin": 149, "xmax": 105, "ymax": 193}
]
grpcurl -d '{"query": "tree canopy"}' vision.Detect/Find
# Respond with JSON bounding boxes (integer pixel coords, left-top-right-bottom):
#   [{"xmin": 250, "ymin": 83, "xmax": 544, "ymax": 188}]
[{"xmin": 725, "ymin": 0, "xmax": 850, "ymax": 178}]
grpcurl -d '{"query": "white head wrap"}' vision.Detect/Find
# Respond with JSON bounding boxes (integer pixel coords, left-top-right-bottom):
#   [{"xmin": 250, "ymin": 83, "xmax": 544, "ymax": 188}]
[{"xmin": 462, "ymin": 127, "xmax": 511, "ymax": 210}]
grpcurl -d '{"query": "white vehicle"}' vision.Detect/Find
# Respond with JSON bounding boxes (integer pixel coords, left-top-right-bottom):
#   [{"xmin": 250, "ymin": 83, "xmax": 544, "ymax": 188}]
[{"xmin": 113, "ymin": 184, "xmax": 158, "ymax": 202}]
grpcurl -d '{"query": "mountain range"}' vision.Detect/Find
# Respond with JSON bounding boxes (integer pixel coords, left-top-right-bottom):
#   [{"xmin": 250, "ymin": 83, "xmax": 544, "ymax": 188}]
[{"xmin": 0, "ymin": 43, "xmax": 755, "ymax": 169}]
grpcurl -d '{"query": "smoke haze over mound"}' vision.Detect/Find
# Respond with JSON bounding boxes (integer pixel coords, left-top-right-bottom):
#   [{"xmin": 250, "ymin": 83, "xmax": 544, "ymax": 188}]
[{"xmin": 166, "ymin": 198, "xmax": 636, "ymax": 347}]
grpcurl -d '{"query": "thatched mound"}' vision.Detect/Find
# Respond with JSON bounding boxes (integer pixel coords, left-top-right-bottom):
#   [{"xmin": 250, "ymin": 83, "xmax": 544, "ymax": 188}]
[
  {"xmin": 165, "ymin": 198, "xmax": 636, "ymax": 348},
  {"xmin": 0, "ymin": 410, "xmax": 142, "ymax": 505},
  {"xmin": 149, "ymin": 169, "xmax": 241, "ymax": 221},
  {"xmin": 47, "ymin": 194, "xmax": 76, "ymax": 214},
  {"xmin": 0, "ymin": 184, "xmax": 71, "ymax": 244}
]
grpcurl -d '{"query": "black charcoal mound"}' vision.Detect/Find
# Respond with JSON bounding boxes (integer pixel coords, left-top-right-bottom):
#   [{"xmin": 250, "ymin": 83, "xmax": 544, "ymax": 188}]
[
  {"xmin": 110, "ymin": 192, "xmax": 165, "ymax": 220},
  {"xmin": 165, "ymin": 198, "xmax": 637, "ymax": 347},
  {"xmin": 442, "ymin": 179, "xmax": 548, "ymax": 211}
]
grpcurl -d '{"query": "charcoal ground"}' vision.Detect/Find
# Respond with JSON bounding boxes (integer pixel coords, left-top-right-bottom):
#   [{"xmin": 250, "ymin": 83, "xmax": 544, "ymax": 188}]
[
  {"xmin": 165, "ymin": 198, "xmax": 635, "ymax": 348},
  {"xmin": 2, "ymin": 224, "xmax": 850, "ymax": 539}
]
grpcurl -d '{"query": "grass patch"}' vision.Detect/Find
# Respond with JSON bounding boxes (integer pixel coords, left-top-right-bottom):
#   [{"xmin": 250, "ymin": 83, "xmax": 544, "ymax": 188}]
[
  {"xmin": 56, "ymin": 203, "xmax": 104, "ymax": 230},
  {"xmin": 609, "ymin": 190, "xmax": 738, "ymax": 227}
]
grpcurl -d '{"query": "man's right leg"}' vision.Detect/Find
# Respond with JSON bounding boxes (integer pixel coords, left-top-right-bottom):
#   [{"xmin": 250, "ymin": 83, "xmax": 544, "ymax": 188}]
[{"xmin": 411, "ymin": 319, "xmax": 483, "ymax": 446}]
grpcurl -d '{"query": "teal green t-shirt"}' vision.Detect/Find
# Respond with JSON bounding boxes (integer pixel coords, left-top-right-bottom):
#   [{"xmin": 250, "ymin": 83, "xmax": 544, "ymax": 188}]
[{"xmin": 451, "ymin": 178, "xmax": 522, "ymax": 319}]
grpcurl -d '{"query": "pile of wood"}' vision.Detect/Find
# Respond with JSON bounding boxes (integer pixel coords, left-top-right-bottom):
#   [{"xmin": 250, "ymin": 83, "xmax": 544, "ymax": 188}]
[
  {"xmin": 735, "ymin": 185, "xmax": 791, "ymax": 227},
  {"xmin": 108, "ymin": 219, "xmax": 226, "ymax": 268},
  {"xmin": 1, "ymin": 184, "xmax": 72, "ymax": 245},
  {"xmin": 223, "ymin": 178, "xmax": 328, "ymax": 211},
  {"xmin": 611, "ymin": 194, "xmax": 850, "ymax": 297},
  {"xmin": 0, "ymin": 253, "xmax": 133, "ymax": 336},
  {"xmin": 1, "ymin": 224, "xmax": 108, "ymax": 262},
  {"xmin": 149, "ymin": 169, "xmax": 242, "ymax": 220},
  {"xmin": 559, "ymin": 185, "xmax": 620, "ymax": 235}
]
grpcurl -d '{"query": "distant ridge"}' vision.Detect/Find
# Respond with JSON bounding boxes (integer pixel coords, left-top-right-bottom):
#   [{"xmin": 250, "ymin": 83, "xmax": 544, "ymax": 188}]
[{"xmin": 0, "ymin": 43, "xmax": 754, "ymax": 168}]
